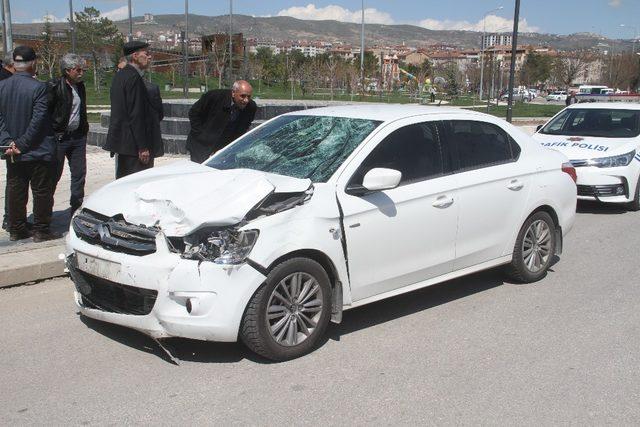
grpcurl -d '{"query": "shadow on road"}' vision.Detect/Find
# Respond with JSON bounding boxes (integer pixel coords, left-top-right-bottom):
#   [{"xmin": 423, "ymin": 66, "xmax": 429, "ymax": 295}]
[{"xmin": 576, "ymin": 200, "xmax": 628, "ymax": 215}]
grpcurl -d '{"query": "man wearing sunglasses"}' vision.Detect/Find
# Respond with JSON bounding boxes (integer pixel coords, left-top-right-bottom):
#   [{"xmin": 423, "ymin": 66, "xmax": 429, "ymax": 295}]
[{"xmin": 48, "ymin": 53, "xmax": 89, "ymax": 214}]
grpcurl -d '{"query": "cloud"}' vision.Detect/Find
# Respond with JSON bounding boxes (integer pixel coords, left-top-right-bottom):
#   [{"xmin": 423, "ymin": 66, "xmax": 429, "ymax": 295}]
[
  {"xmin": 276, "ymin": 3, "xmax": 394, "ymax": 25},
  {"xmin": 102, "ymin": 5, "xmax": 130, "ymax": 21},
  {"xmin": 32, "ymin": 13, "xmax": 68, "ymax": 23},
  {"xmin": 419, "ymin": 14, "xmax": 539, "ymax": 33},
  {"xmin": 608, "ymin": 0, "xmax": 622, "ymax": 7}
]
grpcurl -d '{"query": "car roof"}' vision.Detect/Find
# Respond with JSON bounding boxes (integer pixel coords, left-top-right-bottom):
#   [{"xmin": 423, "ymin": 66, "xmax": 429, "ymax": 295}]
[
  {"xmin": 284, "ymin": 104, "xmax": 488, "ymax": 122},
  {"xmin": 566, "ymin": 102, "xmax": 640, "ymax": 111}
]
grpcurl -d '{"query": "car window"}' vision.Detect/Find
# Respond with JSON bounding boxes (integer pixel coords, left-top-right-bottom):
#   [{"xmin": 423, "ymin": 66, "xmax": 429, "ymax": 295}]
[
  {"xmin": 206, "ymin": 115, "xmax": 381, "ymax": 182},
  {"xmin": 446, "ymin": 120, "xmax": 519, "ymax": 171},
  {"xmin": 349, "ymin": 122, "xmax": 444, "ymax": 186},
  {"xmin": 539, "ymin": 109, "xmax": 640, "ymax": 138}
]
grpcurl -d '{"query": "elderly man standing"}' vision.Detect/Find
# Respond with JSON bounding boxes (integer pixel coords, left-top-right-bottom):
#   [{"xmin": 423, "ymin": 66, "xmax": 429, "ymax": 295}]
[
  {"xmin": 0, "ymin": 46, "xmax": 59, "ymax": 242},
  {"xmin": 187, "ymin": 80, "xmax": 257, "ymax": 163},
  {"xmin": 48, "ymin": 53, "xmax": 89, "ymax": 214},
  {"xmin": 104, "ymin": 41, "xmax": 163, "ymax": 179},
  {"xmin": 1, "ymin": 50, "xmax": 15, "ymax": 231}
]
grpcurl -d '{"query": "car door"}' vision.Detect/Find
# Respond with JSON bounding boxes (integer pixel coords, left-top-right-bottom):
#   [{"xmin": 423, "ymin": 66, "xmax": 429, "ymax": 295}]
[
  {"xmin": 442, "ymin": 119, "xmax": 534, "ymax": 271},
  {"xmin": 336, "ymin": 119, "xmax": 459, "ymax": 302}
]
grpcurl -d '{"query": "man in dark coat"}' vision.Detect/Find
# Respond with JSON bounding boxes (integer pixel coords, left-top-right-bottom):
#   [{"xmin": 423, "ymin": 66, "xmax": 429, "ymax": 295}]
[
  {"xmin": 1, "ymin": 51, "xmax": 15, "ymax": 230},
  {"xmin": 187, "ymin": 80, "xmax": 257, "ymax": 163},
  {"xmin": 0, "ymin": 46, "xmax": 59, "ymax": 242},
  {"xmin": 104, "ymin": 41, "xmax": 163, "ymax": 179},
  {"xmin": 48, "ymin": 53, "xmax": 89, "ymax": 213}
]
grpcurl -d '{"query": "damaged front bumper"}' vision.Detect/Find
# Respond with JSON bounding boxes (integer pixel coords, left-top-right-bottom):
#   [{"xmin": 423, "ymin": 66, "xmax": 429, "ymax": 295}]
[{"xmin": 66, "ymin": 231, "xmax": 267, "ymax": 342}]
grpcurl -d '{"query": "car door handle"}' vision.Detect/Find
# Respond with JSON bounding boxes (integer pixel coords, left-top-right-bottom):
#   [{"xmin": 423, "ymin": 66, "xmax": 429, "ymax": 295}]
[
  {"xmin": 507, "ymin": 179, "xmax": 524, "ymax": 191},
  {"xmin": 432, "ymin": 195, "xmax": 454, "ymax": 208}
]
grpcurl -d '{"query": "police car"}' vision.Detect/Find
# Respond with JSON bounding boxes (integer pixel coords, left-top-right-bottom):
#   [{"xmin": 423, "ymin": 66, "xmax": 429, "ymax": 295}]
[{"xmin": 533, "ymin": 103, "xmax": 640, "ymax": 210}]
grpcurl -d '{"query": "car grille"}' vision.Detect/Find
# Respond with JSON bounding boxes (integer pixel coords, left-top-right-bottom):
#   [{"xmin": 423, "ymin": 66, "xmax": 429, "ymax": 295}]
[
  {"xmin": 68, "ymin": 255, "xmax": 157, "ymax": 315},
  {"xmin": 72, "ymin": 209, "xmax": 159, "ymax": 256},
  {"xmin": 577, "ymin": 184, "xmax": 627, "ymax": 198}
]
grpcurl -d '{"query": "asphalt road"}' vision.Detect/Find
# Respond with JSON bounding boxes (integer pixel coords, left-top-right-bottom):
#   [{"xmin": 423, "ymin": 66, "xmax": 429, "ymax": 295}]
[{"xmin": 1, "ymin": 200, "xmax": 639, "ymax": 425}]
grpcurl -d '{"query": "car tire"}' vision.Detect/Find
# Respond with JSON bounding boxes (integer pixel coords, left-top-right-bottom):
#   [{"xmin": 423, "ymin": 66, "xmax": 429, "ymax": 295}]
[
  {"xmin": 505, "ymin": 211, "xmax": 556, "ymax": 283},
  {"xmin": 240, "ymin": 257, "xmax": 332, "ymax": 361},
  {"xmin": 627, "ymin": 176, "xmax": 640, "ymax": 212}
]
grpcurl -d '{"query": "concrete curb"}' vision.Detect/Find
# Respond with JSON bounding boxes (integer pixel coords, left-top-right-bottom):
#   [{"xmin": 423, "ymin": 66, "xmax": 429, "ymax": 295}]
[{"xmin": 0, "ymin": 245, "xmax": 66, "ymax": 288}]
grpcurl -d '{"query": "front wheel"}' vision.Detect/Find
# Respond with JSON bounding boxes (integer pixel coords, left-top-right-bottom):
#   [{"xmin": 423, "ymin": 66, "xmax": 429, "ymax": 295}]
[
  {"xmin": 240, "ymin": 257, "xmax": 332, "ymax": 361},
  {"xmin": 505, "ymin": 211, "xmax": 556, "ymax": 283}
]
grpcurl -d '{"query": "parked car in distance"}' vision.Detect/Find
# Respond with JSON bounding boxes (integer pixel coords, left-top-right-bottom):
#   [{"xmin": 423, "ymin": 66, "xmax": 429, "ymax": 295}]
[
  {"xmin": 533, "ymin": 102, "xmax": 640, "ymax": 210},
  {"xmin": 66, "ymin": 105, "xmax": 577, "ymax": 361},
  {"xmin": 546, "ymin": 91, "xmax": 568, "ymax": 102},
  {"xmin": 500, "ymin": 89, "xmax": 531, "ymax": 102}
]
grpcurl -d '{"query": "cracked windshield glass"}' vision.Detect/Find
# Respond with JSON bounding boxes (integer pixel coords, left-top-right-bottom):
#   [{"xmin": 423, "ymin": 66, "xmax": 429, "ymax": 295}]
[{"xmin": 206, "ymin": 115, "xmax": 381, "ymax": 182}]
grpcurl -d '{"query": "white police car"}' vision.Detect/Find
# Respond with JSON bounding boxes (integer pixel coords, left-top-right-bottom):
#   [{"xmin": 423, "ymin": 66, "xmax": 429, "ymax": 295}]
[{"xmin": 533, "ymin": 103, "xmax": 640, "ymax": 210}]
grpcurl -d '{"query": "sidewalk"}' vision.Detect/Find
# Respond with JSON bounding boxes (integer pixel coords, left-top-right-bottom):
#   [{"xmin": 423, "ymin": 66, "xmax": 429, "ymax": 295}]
[{"xmin": 0, "ymin": 146, "xmax": 183, "ymax": 287}]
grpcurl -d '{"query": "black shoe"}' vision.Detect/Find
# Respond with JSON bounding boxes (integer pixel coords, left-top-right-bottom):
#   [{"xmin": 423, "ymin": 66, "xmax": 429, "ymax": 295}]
[
  {"xmin": 10, "ymin": 229, "xmax": 33, "ymax": 241},
  {"xmin": 2, "ymin": 217, "xmax": 7, "ymax": 231},
  {"xmin": 33, "ymin": 230, "xmax": 63, "ymax": 243}
]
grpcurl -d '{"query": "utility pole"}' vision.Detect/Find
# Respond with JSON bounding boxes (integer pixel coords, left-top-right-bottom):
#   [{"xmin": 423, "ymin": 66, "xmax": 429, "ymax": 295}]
[
  {"xmin": 506, "ymin": 0, "xmax": 520, "ymax": 123},
  {"xmin": 69, "ymin": 0, "xmax": 76, "ymax": 53},
  {"xmin": 127, "ymin": 0, "xmax": 133, "ymax": 42},
  {"xmin": 1, "ymin": 0, "xmax": 13, "ymax": 54},
  {"xmin": 360, "ymin": 0, "xmax": 365, "ymax": 95},
  {"xmin": 183, "ymin": 0, "xmax": 189, "ymax": 97},
  {"xmin": 229, "ymin": 0, "xmax": 233, "ymax": 85}
]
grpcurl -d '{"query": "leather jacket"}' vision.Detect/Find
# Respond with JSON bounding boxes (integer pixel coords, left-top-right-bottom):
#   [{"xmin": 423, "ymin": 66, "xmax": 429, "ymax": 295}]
[{"xmin": 47, "ymin": 77, "xmax": 89, "ymax": 137}]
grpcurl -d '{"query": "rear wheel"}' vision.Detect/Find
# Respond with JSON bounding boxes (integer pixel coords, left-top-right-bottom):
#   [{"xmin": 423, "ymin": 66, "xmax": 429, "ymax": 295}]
[
  {"xmin": 627, "ymin": 176, "xmax": 640, "ymax": 212},
  {"xmin": 240, "ymin": 257, "xmax": 332, "ymax": 361},
  {"xmin": 505, "ymin": 211, "xmax": 556, "ymax": 283}
]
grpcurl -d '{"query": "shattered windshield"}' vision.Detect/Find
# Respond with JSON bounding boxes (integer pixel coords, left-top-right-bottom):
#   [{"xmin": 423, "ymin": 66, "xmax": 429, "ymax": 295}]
[
  {"xmin": 539, "ymin": 109, "xmax": 640, "ymax": 138},
  {"xmin": 206, "ymin": 115, "xmax": 381, "ymax": 182}
]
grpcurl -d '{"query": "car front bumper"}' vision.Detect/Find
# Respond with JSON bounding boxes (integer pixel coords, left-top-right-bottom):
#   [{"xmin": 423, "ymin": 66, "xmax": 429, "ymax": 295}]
[
  {"xmin": 66, "ymin": 230, "xmax": 267, "ymax": 342},
  {"xmin": 575, "ymin": 166, "xmax": 637, "ymax": 203}
]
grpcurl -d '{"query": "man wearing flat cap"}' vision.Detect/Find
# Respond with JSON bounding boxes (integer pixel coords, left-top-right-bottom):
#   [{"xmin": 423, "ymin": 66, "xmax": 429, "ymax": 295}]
[
  {"xmin": 0, "ymin": 46, "xmax": 59, "ymax": 242},
  {"xmin": 104, "ymin": 41, "xmax": 163, "ymax": 178}
]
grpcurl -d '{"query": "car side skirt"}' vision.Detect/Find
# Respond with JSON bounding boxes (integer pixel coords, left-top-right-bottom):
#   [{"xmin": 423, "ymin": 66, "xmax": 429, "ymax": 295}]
[{"xmin": 345, "ymin": 255, "xmax": 512, "ymax": 310}]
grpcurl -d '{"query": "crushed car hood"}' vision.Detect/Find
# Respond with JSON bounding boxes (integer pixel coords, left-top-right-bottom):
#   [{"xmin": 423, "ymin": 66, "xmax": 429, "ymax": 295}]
[
  {"xmin": 82, "ymin": 160, "xmax": 312, "ymax": 235},
  {"xmin": 532, "ymin": 133, "xmax": 638, "ymax": 159}
]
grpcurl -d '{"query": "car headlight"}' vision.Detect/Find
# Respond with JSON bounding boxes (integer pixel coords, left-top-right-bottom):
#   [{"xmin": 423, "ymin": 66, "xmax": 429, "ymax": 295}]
[
  {"xmin": 175, "ymin": 228, "xmax": 259, "ymax": 265},
  {"xmin": 587, "ymin": 150, "xmax": 635, "ymax": 168}
]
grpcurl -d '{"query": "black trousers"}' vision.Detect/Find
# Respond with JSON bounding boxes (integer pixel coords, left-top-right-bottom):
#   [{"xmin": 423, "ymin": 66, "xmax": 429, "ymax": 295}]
[
  {"xmin": 115, "ymin": 154, "xmax": 154, "ymax": 179},
  {"xmin": 55, "ymin": 135, "xmax": 87, "ymax": 209},
  {"xmin": 6, "ymin": 160, "xmax": 55, "ymax": 233}
]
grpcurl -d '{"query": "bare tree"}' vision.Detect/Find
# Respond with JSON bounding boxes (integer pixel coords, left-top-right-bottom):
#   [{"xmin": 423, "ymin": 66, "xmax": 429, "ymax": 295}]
[
  {"xmin": 553, "ymin": 50, "xmax": 594, "ymax": 88},
  {"xmin": 206, "ymin": 42, "xmax": 228, "ymax": 89},
  {"xmin": 37, "ymin": 19, "xmax": 63, "ymax": 78}
]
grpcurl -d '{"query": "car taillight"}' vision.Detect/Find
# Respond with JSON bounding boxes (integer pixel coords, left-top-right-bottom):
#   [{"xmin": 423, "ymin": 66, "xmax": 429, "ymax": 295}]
[{"xmin": 562, "ymin": 162, "xmax": 577, "ymax": 183}]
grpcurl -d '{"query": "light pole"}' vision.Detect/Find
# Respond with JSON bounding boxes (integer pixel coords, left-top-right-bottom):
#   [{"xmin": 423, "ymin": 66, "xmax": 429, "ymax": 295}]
[
  {"xmin": 127, "ymin": 0, "xmax": 133, "ymax": 42},
  {"xmin": 229, "ymin": 0, "xmax": 233, "ymax": 86},
  {"xmin": 1, "ymin": 0, "xmax": 13, "ymax": 54},
  {"xmin": 479, "ymin": 5, "xmax": 502, "ymax": 100},
  {"xmin": 183, "ymin": 0, "xmax": 189, "ymax": 97},
  {"xmin": 360, "ymin": 0, "xmax": 365, "ymax": 95},
  {"xmin": 69, "ymin": 0, "xmax": 76, "ymax": 53},
  {"xmin": 506, "ymin": 0, "xmax": 520, "ymax": 123}
]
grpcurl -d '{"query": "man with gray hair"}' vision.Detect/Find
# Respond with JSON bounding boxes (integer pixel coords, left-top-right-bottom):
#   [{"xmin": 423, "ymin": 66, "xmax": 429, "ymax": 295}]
[
  {"xmin": 1, "ymin": 50, "xmax": 15, "ymax": 230},
  {"xmin": 47, "ymin": 53, "xmax": 89, "ymax": 213},
  {"xmin": 0, "ymin": 46, "xmax": 59, "ymax": 242}
]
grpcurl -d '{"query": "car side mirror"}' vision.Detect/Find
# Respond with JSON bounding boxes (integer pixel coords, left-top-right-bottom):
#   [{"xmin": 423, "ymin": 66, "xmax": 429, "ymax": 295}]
[
  {"xmin": 346, "ymin": 168, "xmax": 402, "ymax": 196},
  {"xmin": 536, "ymin": 124, "xmax": 543, "ymax": 132}
]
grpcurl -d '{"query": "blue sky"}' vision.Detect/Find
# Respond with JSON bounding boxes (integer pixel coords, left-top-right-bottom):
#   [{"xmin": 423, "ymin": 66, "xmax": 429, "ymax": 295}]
[{"xmin": 13, "ymin": 0, "xmax": 640, "ymax": 39}]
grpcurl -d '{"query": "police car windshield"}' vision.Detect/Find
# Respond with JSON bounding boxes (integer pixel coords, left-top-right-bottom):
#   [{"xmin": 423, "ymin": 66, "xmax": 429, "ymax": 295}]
[
  {"xmin": 540, "ymin": 109, "xmax": 640, "ymax": 138},
  {"xmin": 206, "ymin": 115, "xmax": 381, "ymax": 182}
]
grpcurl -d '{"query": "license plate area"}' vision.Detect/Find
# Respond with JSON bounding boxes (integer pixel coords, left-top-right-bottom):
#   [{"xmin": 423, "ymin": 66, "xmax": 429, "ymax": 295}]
[{"xmin": 76, "ymin": 252, "xmax": 121, "ymax": 282}]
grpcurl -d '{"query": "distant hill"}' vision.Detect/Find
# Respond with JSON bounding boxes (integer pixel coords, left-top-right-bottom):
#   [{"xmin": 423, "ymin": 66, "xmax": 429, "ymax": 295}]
[{"xmin": 13, "ymin": 13, "xmax": 632, "ymax": 52}]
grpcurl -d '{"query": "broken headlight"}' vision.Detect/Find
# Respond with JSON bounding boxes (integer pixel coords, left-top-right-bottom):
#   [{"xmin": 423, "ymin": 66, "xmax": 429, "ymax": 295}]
[{"xmin": 178, "ymin": 228, "xmax": 259, "ymax": 264}]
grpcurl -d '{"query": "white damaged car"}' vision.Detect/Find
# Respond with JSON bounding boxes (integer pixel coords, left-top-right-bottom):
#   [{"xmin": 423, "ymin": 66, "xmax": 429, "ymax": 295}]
[
  {"xmin": 533, "ymin": 103, "xmax": 640, "ymax": 210},
  {"xmin": 66, "ymin": 106, "xmax": 576, "ymax": 361}
]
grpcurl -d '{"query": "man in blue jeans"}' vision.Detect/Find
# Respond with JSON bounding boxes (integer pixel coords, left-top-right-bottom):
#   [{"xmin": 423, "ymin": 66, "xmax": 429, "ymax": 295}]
[{"xmin": 48, "ymin": 53, "xmax": 89, "ymax": 214}]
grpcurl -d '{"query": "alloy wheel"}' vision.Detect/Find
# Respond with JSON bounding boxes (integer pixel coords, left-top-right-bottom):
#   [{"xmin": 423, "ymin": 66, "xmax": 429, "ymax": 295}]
[{"xmin": 522, "ymin": 219, "xmax": 552, "ymax": 273}]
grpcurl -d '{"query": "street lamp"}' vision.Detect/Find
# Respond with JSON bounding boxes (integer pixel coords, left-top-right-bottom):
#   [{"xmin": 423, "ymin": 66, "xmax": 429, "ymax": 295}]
[
  {"xmin": 360, "ymin": 0, "xmax": 365, "ymax": 95},
  {"xmin": 183, "ymin": 0, "xmax": 189, "ymax": 97},
  {"xmin": 479, "ymin": 5, "xmax": 503, "ymax": 100},
  {"xmin": 1, "ymin": 0, "xmax": 13, "ymax": 53},
  {"xmin": 69, "ymin": 0, "xmax": 76, "ymax": 53},
  {"xmin": 505, "ymin": 0, "xmax": 521, "ymax": 123},
  {"xmin": 127, "ymin": 0, "xmax": 133, "ymax": 42}
]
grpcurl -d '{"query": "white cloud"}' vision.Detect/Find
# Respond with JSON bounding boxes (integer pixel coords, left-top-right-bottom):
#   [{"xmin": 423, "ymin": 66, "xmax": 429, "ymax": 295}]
[
  {"xmin": 102, "ymin": 5, "xmax": 130, "ymax": 21},
  {"xmin": 276, "ymin": 3, "xmax": 394, "ymax": 25},
  {"xmin": 419, "ymin": 14, "xmax": 539, "ymax": 33},
  {"xmin": 609, "ymin": 0, "xmax": 622, "ymax": 7}
]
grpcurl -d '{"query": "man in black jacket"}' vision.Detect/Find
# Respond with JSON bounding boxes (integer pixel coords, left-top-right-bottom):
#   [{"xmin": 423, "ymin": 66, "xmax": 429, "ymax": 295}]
[
  {"xmin": 0, "ymin": 46, "xmax": 59, "ymax": 242},
  {"xmin": 48, "ymin": 53, "xmax": 89, "ymax": 213},
  {"xmin": 1, "ymin": 50, "xmax": 15, "ymax": 230},
  {"xmin": 187, "ymin": 80, "xmax": 257, "ymax": 163},
  {"xmin": 104, "ymin": 41, "xmax": 163, "ymax": 178}
]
